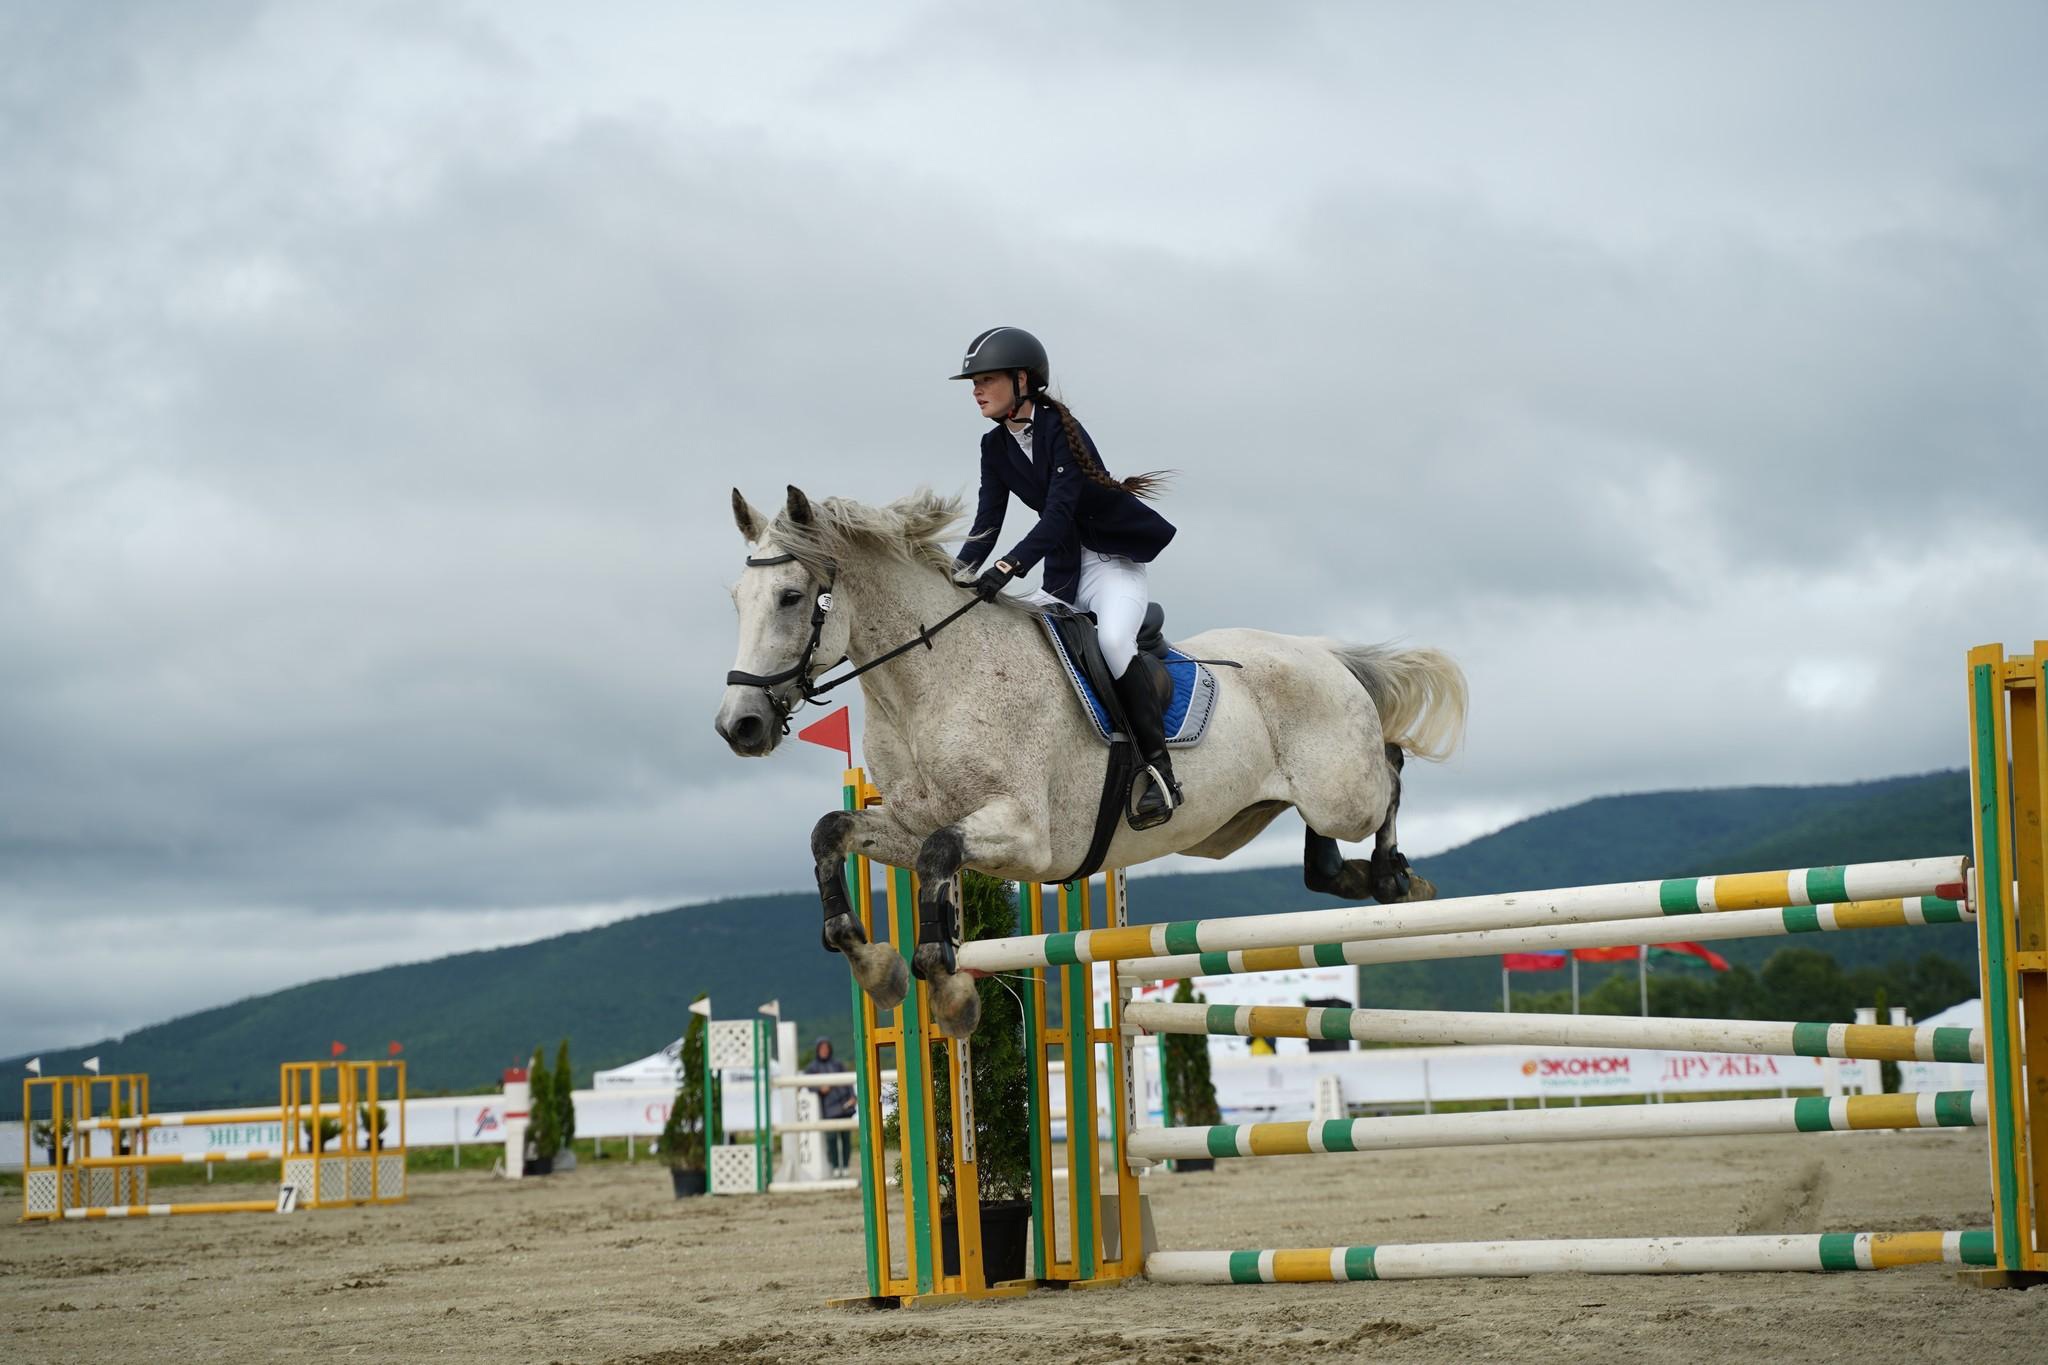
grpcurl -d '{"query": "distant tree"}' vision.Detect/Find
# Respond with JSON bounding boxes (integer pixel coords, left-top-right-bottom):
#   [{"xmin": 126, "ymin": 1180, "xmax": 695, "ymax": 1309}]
[{"xmin": 553, "ymin": 1038, "xmax": 575, "ymax": 1151}]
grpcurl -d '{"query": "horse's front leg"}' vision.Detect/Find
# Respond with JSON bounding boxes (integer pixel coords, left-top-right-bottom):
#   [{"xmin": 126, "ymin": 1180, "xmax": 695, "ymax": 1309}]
[
  {"xmin": 811, "ymin": 808, "xmax": 915, "ymax": 1009},
  {"xmin": 911, "ymin": 800, "xmax": 1047, "ymax": 1039}
]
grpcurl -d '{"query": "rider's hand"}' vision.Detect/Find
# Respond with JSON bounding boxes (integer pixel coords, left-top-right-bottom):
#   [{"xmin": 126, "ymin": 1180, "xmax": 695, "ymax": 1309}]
[{"xmin": 972, "ymin": 561, "xmax": 1017, "ymax": 602}]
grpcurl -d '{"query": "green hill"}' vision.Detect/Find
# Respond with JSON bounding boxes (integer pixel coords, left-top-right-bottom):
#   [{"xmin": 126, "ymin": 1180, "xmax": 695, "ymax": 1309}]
[{"xmin": 0, "ymin": 770, "xmax": 1975, "ymax": 1117}]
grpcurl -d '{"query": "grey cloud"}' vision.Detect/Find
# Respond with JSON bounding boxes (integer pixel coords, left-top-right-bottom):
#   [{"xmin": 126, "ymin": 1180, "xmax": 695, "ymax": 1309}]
[{"xmin": 2, "ymin": 2, "xmax": 2042, "ymax": 1052}]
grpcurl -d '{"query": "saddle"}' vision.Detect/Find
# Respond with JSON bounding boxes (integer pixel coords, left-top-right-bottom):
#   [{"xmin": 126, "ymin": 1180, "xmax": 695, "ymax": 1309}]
[{"xmin": 1038, "ymin": 603, "xmax": 1218, "ymax": 885}]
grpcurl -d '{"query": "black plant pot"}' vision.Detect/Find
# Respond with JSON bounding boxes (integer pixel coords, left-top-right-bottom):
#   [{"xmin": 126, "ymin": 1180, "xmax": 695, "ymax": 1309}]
[
  {"xmin": 522, "ymin": 1155, "xmax": 553, "ymax": 1176},
  {"xmin": 1168, "ymin": 1158, "xmax": 1215, "ymax": 1173},
  {"xmin": 940, "ymin": 1198, "xmax": 1033, "ymax": 1285},
  {"xmin": 670, "ymin": 1168, "xmax": 707, "ymax": 1198}
]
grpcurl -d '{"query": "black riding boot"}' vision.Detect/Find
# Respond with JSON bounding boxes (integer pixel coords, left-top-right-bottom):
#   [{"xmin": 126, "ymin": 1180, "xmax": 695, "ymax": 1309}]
[{"xmin": 1114, "ymin": 653, "xmax": 1183, "ymax": 830}]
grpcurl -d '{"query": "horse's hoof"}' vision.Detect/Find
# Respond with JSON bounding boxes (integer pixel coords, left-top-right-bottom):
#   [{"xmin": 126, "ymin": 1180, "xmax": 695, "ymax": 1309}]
[
  {"xmin": 850, "ymin": 944, "xmax": 910, "ymax": 1010},
  {"xmin": 930, "ymin": 971, "xmax": 981, "ymax": 1039},
  {"xmin": 910, "ymin": 939, "xmax": 957, "ymax": 984},
  {"xmin": 1402, "ymin": 873, "xmax": 1438, "ymax": 903},
  {"xmin": 1330, "ymin": 859, "xmax": 1376, "ymax": 901}
]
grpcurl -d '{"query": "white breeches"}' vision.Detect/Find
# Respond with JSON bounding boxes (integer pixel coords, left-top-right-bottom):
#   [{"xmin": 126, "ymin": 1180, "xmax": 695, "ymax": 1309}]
[{"xmin": 1023, "ymin": 551, "xmax": 1150, "ymax": 678}]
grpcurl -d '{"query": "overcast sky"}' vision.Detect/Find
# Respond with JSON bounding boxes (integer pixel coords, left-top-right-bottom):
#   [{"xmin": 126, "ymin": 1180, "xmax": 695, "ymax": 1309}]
[{"xmin": 3, "ymin": 2, "xmax": 2043, "ymax": 1055}]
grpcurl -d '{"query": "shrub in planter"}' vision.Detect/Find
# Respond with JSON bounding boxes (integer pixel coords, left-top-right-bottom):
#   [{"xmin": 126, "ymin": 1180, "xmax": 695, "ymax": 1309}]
[
  {"xmin": 1161, "ymin": 977, "xmax": 1222, "ymax": 1173},
  {"xmin": 525, "ymin": 1047, "xmax": 559, "ymax": 1175},
  {"xmin": 661, "ymin": 995, "xmax": 709, "ymax": 1196},
  {"xmin": 885, "ymin": 871, "xmax": 1035, "ymax": 1282}
]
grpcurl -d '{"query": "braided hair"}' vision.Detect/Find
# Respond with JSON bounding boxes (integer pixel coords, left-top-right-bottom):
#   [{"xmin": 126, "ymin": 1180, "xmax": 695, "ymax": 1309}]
[{"xmin": 1028, "ymin": 388, "xmax": 1172, "ymax": 501}]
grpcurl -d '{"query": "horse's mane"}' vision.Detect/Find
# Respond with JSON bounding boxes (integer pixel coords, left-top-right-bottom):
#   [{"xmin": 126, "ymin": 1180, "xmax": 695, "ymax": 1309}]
[{"xmin": 769, "ymin": 489, "xmax": 1030, "ymax": 610}]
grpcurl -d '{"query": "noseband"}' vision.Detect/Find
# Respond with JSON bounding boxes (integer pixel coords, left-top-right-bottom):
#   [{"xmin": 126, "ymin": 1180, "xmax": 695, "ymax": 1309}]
[{"xmin": 725, "ymin": 550, "xmax": 987, "ymax": 734}]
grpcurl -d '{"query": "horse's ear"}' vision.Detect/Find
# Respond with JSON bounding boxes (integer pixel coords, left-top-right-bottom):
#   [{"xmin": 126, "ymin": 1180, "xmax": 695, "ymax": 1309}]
[
  {"xmin": 785, "ymin": 485, "xmax": 814, "ymax": 526},
  {"xmin": 732, "ymin": 488, "xmax": 764, "ymax": 542}
]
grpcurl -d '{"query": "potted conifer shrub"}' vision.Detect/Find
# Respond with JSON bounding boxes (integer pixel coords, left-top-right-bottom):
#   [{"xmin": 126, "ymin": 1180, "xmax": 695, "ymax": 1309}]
[
  {"xmin": 1161, "ymin": 977, "xmax": 1222, "ymax": 1172},
  {"xmin": 662, "ymin": 997, "xmax": 709, "ymax": 1196},
  {"xmin": 892, "ymin": 871, "xmax": 1035, "ymax": 1283},
  {"xmin": 524, "ymin": 1047, "xmax": 558, "ymax": 1175},
  {"xmin": 551, "ymin": 1039, "xmax": 577, "ymax": 1172}
]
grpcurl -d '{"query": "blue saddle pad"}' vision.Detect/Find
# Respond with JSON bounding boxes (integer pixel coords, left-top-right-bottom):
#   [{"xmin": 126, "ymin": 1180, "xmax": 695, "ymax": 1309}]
[{"xmin": 1036, "ymin": 614, "xmax": 1219, "ymax": 748}]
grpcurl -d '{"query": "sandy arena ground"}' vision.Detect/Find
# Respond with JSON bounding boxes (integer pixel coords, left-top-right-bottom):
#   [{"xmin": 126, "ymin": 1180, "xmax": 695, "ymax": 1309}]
[{"xmin": 6, "ymin": 1130, "xmax": 2046, "ymax": 1364}]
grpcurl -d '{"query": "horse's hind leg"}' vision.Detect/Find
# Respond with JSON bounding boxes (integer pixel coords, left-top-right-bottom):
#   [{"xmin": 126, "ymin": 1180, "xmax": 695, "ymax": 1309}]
[
  {"xmin": 1368, "ymin": 743, "xmax": 1435, "ymax": 902},
  {"xmin": 811, "ymin": 809, "xmax": 912, "ymax": 1009},
  {"xmin": 1301, "ymin": 744, "xmax": 1435, "ymax": 904}
]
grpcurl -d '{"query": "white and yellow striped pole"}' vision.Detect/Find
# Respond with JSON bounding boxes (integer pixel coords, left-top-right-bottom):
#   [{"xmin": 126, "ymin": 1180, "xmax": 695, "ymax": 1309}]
[
  {"xmin": 1147, "ymin": 1230, "xmax": 1997, "ymax": 1284},
  {"xmin": 1128, "ymin": 1091, "xmax": 1986, "ymax": 1162},
  {"xmin": 1123, "ymin": 1001, "xmax": 1984, "ymax": 1064}
]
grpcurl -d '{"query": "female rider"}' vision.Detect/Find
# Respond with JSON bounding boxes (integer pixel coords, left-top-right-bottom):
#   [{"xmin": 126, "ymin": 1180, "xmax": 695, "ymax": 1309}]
[{"xmin": 950, "ymin": 326, "xmax": 1184, "ymax": 828}]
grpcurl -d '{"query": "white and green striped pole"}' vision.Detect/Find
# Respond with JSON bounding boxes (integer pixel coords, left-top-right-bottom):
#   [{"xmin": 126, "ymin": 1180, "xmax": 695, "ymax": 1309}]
[
  {"xmin": 1147, "ymin": 1229, "xmax": 1996, "ymax": 1284},
  {"xmin": 1122, "ymin": 1000, "xmax": 1985, "ymax": 1065},
  {"xmin": 1127, "ymin": 1090, "xmax": 1985, "ymax": 1163},
  {"xmin": 1114, "ymin": 895, "xmax": 1968, "ymax": 982},
  {"xmin": 954, "ymin": 857, "xmax": 1965, "ymax": 975}
]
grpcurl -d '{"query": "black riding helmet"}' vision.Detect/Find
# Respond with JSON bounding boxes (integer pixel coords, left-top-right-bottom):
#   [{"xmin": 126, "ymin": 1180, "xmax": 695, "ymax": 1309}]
[{"xmin": 950, "ymin": 326, "xmax": 1049, "ymax": 389}]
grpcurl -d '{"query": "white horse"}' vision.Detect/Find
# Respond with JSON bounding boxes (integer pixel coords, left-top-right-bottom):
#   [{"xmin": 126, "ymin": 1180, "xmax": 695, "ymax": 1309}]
[{"xmin": 717, "ymin": 487, "xmax": 1468, "ymax": 1038}]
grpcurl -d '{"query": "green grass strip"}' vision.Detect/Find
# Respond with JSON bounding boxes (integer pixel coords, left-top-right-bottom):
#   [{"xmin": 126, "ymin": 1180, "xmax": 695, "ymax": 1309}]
[
  {"xmin": 1933, "ymin": 1091, "xmax": 1978, "ymax": 1127},
  {"xmin": 1228, "ymin": 1250, "xmax": 1264, "ymax": 1284},
  {"xmin": 1790, "ymin": 1021, "xmax": 1832, "ymax": 1057},
  {"xmin": 1344, "ymin": 1245, "xmax": 1378, "ymax": 1281},
  {"xmin": 1659, "ymin": 878, "xmax": 1702, "ymax": 914},
  {"xmin": 1792, "ymin": 1096, "xmax": 1834, "ymax": 1132},
  {"xmin": 1931, "ymin": 1028, "xmax": 1976, "ymax": 1063},
  {"xmin": 1804, "ymin": 866, "xmax": 1850, "ymax": 905},
  {"xmin": 1817, "ymin": 1232, "xmax": 1860, "ymax": 1270}
]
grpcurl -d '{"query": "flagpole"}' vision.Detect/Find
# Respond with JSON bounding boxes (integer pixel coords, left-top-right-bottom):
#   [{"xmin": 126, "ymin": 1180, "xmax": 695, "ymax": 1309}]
[
  {"xmin": 1570, "ymin": 956, "xmax": 1580, "ymax": 1015},
  {"xmin": 1638, "ymin": 944, "xmax": 1649, "ymax": 1017},
  {"xmin": 1501, "ymin": 964, "xmax": 1510, "ymax": 1014}
]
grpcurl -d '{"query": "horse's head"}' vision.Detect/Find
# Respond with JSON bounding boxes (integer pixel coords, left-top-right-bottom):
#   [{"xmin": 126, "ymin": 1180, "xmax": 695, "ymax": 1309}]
[{"xmin": 716, "ymin": 486, "xmax": 853, "ymax": 757}]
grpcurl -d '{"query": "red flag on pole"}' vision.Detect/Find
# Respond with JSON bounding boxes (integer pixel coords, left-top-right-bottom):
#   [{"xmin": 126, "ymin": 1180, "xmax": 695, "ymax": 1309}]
[
  {"xmin": 1502, "ymin": 952, "xmax": 1568, "ymax": 972},
  {"xmin": 1651, "ymin": 942, "xmax": 1732, "ymax": 971},
  {"xmin": 330, "ymin": 1040, "xmax": 346, "ymax": 1057},
  {"xmin": 1571, "ymin": 946, "xmax": 1642, "ymax": 963},
  {"xmin": 797, "ymin": 706, "xmax": 853, "ymax": 767},
  {"xmin": 388, "ymin": 1040, "xmax": 404, "ymax": 1056}
]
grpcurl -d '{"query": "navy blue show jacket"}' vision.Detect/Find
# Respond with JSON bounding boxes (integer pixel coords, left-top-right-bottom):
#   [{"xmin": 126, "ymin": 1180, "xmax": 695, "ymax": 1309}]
[{"xmin": 956, "ymin": 406, "xmax": 1176, "ymax": 605}]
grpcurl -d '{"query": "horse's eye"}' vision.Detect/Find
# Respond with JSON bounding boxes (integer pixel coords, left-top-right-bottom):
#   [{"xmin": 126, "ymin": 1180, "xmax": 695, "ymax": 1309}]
[{"xmin": 778, "ymin": 589, "xmax": 804, "ymax": 609}]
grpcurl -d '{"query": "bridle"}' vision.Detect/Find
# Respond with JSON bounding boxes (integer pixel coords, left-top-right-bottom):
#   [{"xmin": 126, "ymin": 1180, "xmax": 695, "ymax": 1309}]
[{"xmin": 725, "ymin": 550, "xmax": 987, "ymax": 735}]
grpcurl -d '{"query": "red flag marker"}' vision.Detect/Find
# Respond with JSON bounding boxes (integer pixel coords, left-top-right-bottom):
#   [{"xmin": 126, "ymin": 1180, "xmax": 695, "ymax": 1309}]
[
  {"xmin": 797, "ymin": 706, "xmax": 853, "ymax": 767},
  {"xmin": 1501, "ymin": 952, "xmax": 1568, "ymax": 972},
  {"xmin": 388, "ymin": 1040, "xmax": 404, "ymax": 1056},
  {"xmin": 330, "ymin": 1040, "xmax": 347, "ymax": 1057}
]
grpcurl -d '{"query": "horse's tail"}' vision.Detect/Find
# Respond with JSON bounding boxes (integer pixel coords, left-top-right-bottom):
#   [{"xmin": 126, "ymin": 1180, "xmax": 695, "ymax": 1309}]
[{"xmin": 1328, "ymin": 643, "xmax": 1469, "ymax": 762}]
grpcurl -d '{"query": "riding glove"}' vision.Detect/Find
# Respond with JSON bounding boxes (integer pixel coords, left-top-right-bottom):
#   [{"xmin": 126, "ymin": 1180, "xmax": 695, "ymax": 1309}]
[{"xmin": 972, "ymin": 561, "xmax": 1017, "ymax": 602}]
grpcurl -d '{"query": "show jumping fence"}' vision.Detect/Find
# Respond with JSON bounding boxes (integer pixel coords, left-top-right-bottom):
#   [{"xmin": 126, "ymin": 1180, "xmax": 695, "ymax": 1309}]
[
  {"xmin": 20, "ymin": 1060, "xmax": 407, "ymax": 1221},
  {"xmin": 822, "ymin": 638, "xmax": 2048, "ymax": 1299}
]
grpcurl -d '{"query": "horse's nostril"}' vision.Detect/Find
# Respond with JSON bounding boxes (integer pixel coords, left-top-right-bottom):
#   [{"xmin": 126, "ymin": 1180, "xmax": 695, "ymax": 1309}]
[{"xmin": 733, "ymin": 715, "xmax": 765, "ymax": 749}]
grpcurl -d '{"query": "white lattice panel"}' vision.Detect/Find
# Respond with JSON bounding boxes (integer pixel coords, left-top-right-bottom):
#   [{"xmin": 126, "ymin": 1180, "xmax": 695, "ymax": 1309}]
[
  {"xmin": 283, "ymin": 1157, "xmax": 315, "ymax": 1204},
  {"xmin": 376, "ymin": 1154, "xmax": 405, "ymax": 1198},
  {"xmin": 87, "ymin": 1169, "xmax": 115, "ymax": 1207},
  {"xmin": 709, "ymin": 1144, "xmax": 759, "ymax": 1195},
  {"xmin": 26, "ymin": 1170, "xmax": 58, "ymax": 1215},
  {"xmin": 347, "ymin": 1156, "xmax": 373, "ymax": 1202},
  {"xmin": 707, "ymin": 1020, "xmax": 757, "ymax": 1071}
]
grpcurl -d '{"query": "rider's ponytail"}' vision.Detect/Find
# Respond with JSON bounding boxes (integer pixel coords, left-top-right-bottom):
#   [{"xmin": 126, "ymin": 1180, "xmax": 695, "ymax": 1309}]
[{"xmin": 1033, "ymin": 392, "xmax": 1172, "ymax": 501}]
